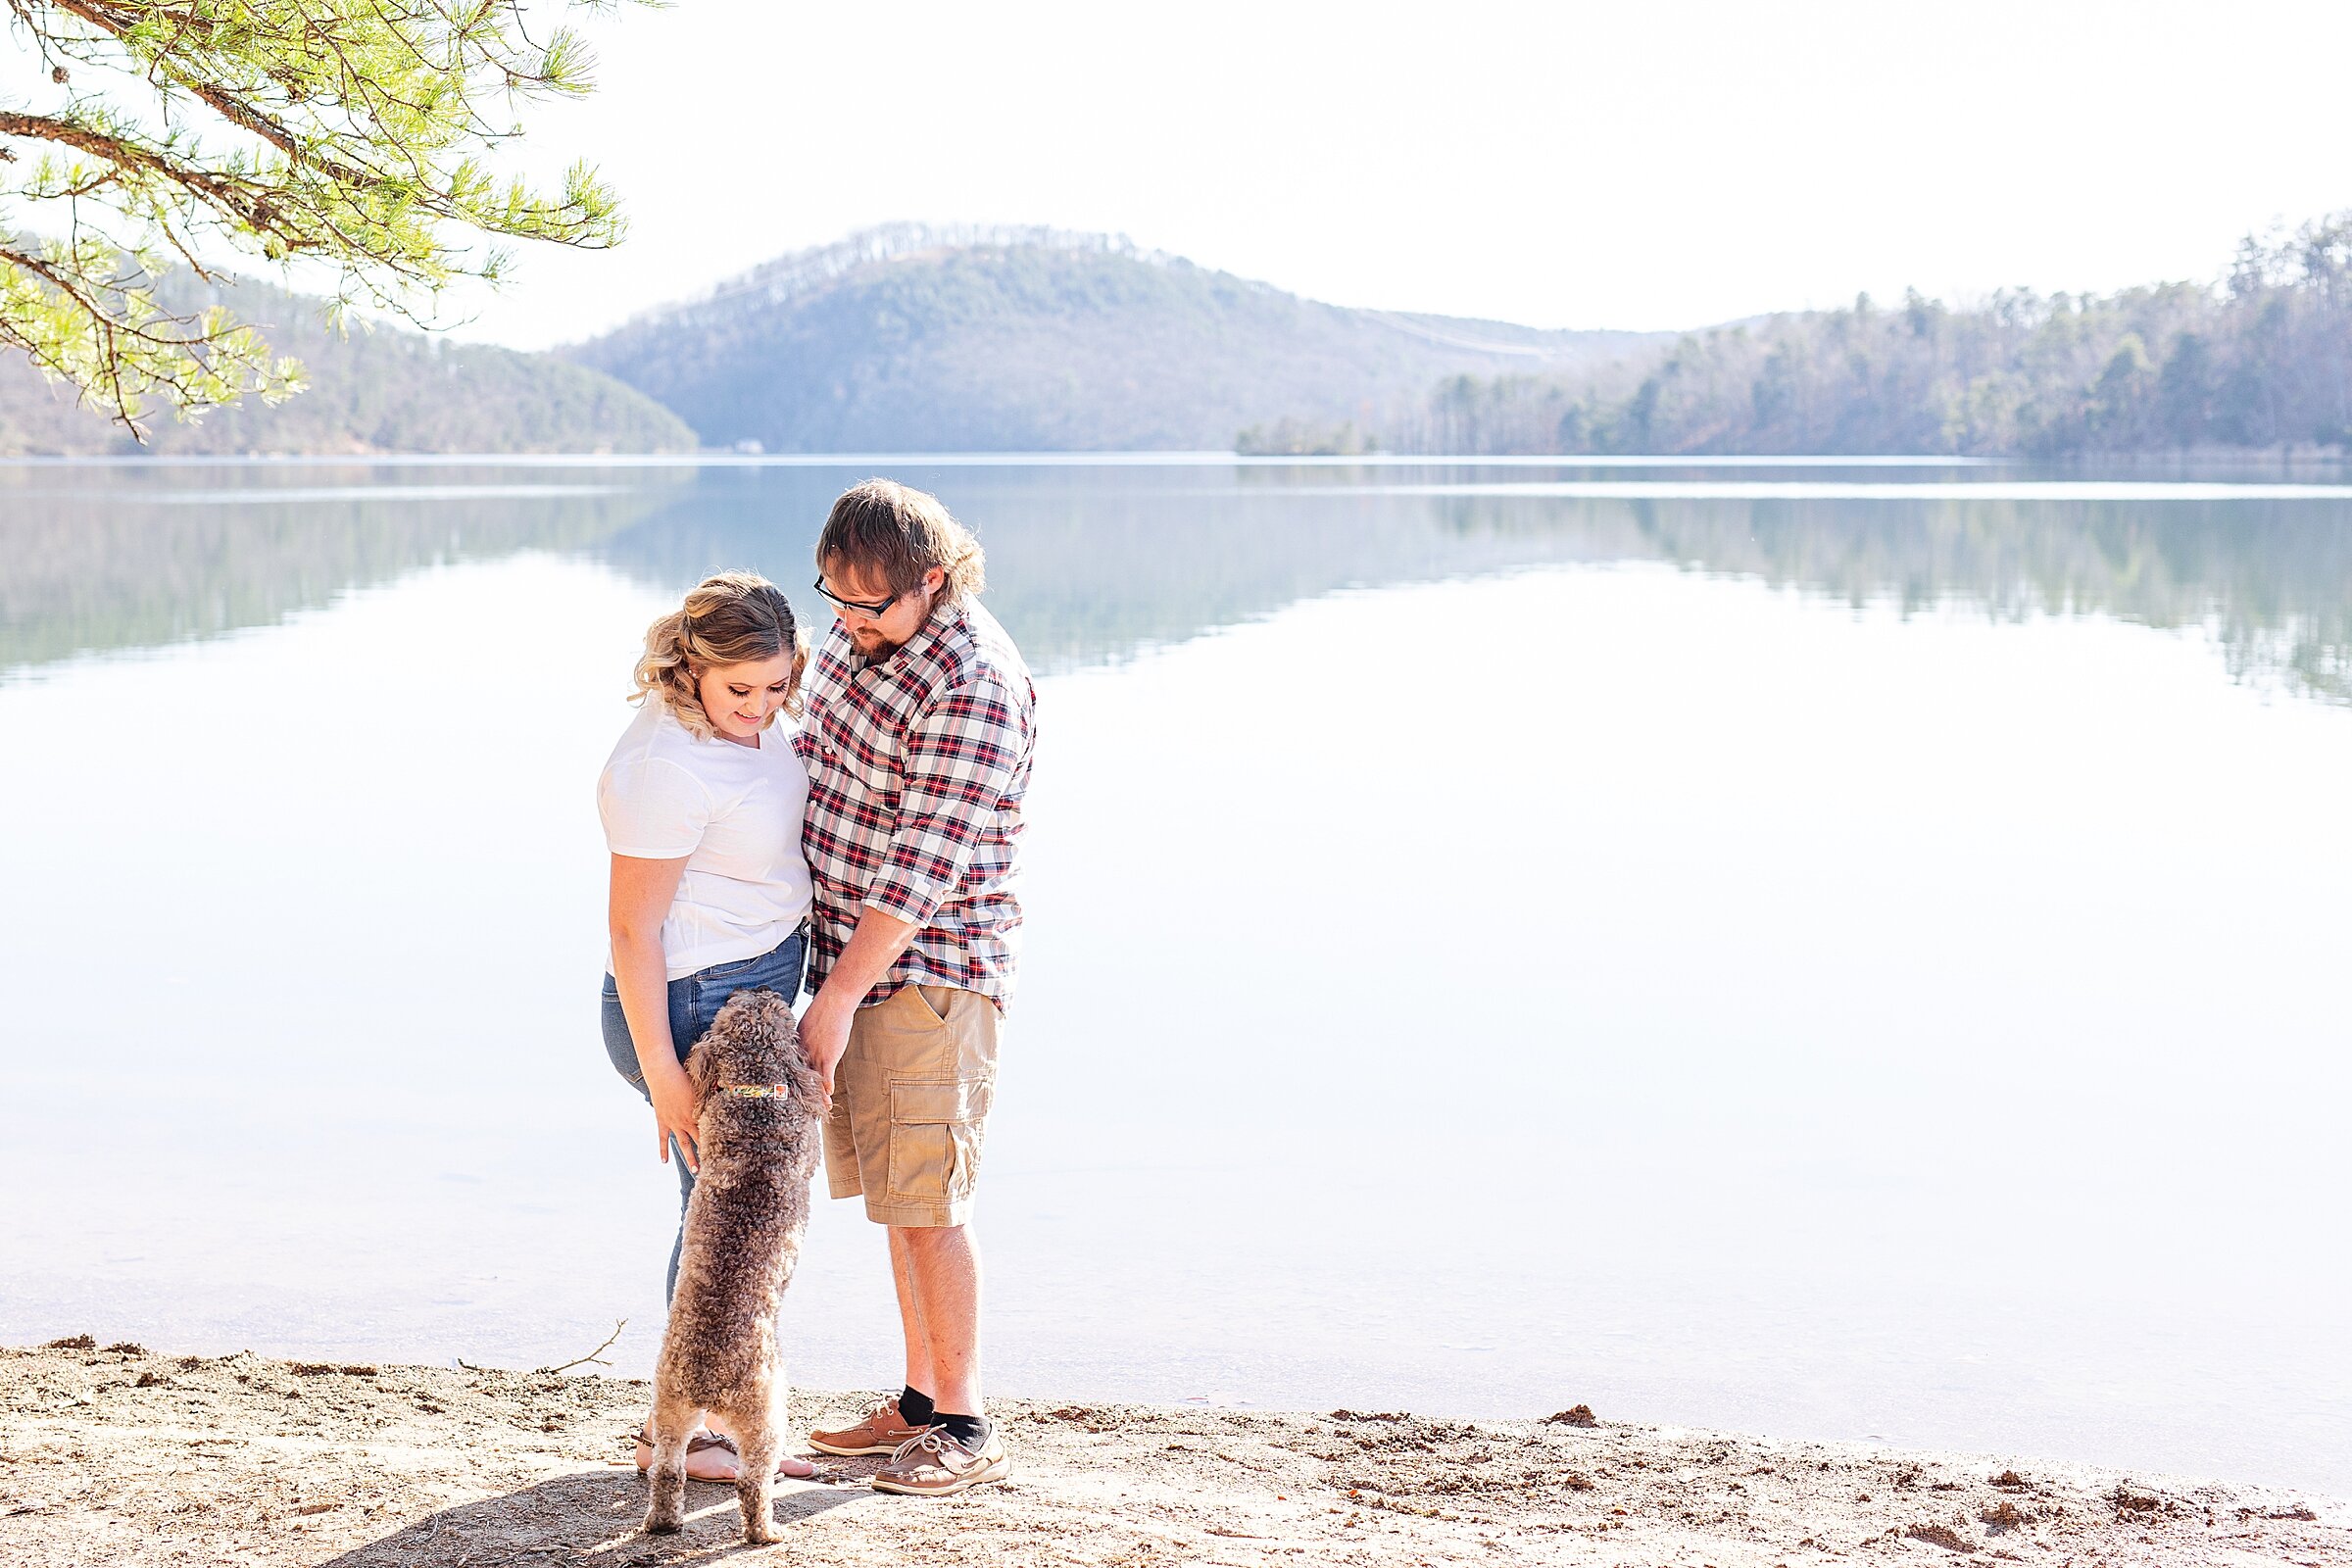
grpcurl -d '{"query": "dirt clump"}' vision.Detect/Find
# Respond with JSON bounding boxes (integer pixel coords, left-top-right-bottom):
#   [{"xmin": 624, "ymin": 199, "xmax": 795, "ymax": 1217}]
[{"xmin": 1906, "ymin": 1519, "xmax": 1977, "ymax": 1551}]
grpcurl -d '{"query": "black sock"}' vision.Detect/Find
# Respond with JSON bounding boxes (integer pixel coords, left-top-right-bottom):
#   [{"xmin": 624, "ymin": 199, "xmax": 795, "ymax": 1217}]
[
  {"xmin": 936, "ymin": 1412, "xmax": 990, "ymax": 1448},
  {"xmin": 898, "ymin": 1385, "xmax": 935, "ymax": 1426}
]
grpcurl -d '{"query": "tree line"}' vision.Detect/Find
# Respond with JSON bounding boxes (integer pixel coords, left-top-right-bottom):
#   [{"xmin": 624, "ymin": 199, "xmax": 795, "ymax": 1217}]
[
  {"xmin": 0, "ymin": 272, "xmax": 695, "ymax": 456},
  {"xmin": 1382, "ymin": 214, "xmax": 2352, "ymax": 457}
]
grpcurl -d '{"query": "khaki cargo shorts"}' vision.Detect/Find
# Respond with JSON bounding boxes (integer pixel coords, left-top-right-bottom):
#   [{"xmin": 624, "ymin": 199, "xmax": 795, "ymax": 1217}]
[{"xmin": 824, "ymin": 983, "xmax": 1000, "ymax": 1228}]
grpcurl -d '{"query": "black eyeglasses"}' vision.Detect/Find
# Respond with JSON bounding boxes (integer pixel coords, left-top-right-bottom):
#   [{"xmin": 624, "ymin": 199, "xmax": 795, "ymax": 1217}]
[{"xmin": 812, "ymin": 576, "xmax": 900, "ymax": 617}]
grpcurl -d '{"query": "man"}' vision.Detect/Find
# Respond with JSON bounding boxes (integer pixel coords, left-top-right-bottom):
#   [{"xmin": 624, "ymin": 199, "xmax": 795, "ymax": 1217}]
[{"xmin": 793, "ymin": 478, "xmax": 1037, "ymax": 1496}]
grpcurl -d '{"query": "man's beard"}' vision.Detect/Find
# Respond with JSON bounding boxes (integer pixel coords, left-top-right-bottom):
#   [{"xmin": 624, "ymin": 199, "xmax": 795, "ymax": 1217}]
[{"xmin": 851, "ymin": 625, "xmax": 900, "ymax": 661}]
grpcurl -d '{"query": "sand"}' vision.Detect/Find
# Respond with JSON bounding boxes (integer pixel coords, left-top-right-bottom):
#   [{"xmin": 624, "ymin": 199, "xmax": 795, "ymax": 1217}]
[{"xmin": 0, "ymin": 1338, "xmax": 2342, "ymax": 1567}]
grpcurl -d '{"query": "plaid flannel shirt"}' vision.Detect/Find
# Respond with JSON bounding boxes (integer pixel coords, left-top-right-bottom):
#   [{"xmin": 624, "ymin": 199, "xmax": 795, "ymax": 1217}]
[{"xmin": 794, "ymin": 596, "xmax": 1036, "ymax": 1011}]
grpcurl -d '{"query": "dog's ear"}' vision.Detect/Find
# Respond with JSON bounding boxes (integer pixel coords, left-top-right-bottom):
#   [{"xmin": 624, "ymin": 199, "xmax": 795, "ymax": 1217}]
[
  {"xmin": 737, "ymin": 991, "xmax": 821, "ymax": 1107},
  {"xmin": 682, "ymin": 1038, "xmax": 719, "ymax": 1097},
  {"xmin": 774, "ymin": 1011, "xmax": 825, "ymax": 1113}
]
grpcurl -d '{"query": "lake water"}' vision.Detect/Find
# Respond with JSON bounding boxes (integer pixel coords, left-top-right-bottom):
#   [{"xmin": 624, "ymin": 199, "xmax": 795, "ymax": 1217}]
[{"xmin": 2, "ymin": 456, "xmax": 2346, "ymax": 1494}]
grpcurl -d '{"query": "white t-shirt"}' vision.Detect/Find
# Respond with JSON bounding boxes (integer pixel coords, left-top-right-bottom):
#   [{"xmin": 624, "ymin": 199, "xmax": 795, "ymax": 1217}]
[{"xmin": 597, "ymin": 699, "xmax": 813, "ymax": 980}]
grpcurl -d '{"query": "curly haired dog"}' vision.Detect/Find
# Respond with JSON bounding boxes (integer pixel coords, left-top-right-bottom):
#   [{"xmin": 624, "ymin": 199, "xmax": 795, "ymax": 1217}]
[{"xmin": 642, "ymin": 988, "xmax": 825, "ymax": 1544}]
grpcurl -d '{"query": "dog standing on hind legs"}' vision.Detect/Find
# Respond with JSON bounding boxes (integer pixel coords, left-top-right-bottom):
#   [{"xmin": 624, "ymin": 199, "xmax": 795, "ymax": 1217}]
[{"xmin": 642, "ymin": 988, "xmax": 825, "ymax": 1544}]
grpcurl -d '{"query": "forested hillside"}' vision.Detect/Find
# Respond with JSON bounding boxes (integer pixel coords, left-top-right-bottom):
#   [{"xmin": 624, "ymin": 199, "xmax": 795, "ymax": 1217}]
[
  {"xmin": 566, "ymin": 224, "xmax": 1663, "ymax": 452},
  {"xmin": 22, "ymin": 219, "xmax": 2351, "ymax": 460},
  {"xmin": 0, "ymin": 275, "xmax": 696, "ymax": 457},
  {"xmin": 1385, "ymin": 216, "xmax": 2352, "ymax": 457}
]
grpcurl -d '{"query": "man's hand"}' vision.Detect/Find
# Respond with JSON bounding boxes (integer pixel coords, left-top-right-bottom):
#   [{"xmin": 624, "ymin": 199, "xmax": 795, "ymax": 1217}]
[
  {"xmin": 798, "ymin": 906, "xmax": 918, "ymax": 1110},
  {"xmin": 798, "ymin": 995, "xmax": 853, "ymax": 1107},
  {"xmin": 648, "ymin": 1068, "xmax": 701, "ymax": 1175}
]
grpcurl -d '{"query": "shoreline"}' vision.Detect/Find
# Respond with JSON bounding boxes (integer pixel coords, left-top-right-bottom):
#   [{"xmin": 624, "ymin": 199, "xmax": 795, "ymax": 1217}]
[{"xmin": 0, "ymin": 1339, "xmax": 2343, "ymax": 1567}]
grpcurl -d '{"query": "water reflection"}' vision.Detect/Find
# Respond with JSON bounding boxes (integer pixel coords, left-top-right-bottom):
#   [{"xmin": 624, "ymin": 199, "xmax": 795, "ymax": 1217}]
[
  {"xmin": 0, "ymin": 464, "xmax": 683, "ymax": 671},
  {"xmin": 590, "ymin": 465, "xmax": 1644, "ymax": 672},
  {"xmin": 5, "ymin": 457, "xmax": 2349, "ymax": 1491},
  {"xmin": 6, "ymin": 460, "xmax": 2352, "ymax": 707},
  {"xmin": 1503, "ymin": 492, "xmax": 2352, "ymax": 704}
]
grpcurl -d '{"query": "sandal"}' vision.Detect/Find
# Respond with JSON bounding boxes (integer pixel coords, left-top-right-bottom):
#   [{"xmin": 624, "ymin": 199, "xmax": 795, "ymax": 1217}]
[{"xmin": 634, "ymin": 1424, "xmax": 817, "ymax": 1481}]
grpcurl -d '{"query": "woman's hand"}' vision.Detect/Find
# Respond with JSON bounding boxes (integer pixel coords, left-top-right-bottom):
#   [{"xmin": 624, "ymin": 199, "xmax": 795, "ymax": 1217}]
[{"xmin": 648, "ymin": 1063, "xmax": 702, "ymax": 1174}]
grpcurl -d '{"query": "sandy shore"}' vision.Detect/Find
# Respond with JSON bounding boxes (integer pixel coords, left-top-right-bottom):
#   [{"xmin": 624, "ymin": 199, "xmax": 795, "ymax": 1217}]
[{"xmin": 0, "ymin": 1338, "xmax": 2342, "ymax": 1567}]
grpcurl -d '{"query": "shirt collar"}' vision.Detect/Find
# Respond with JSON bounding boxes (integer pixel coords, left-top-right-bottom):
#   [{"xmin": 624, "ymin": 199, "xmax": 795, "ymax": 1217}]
[{"xmin": 852, "ymin": 596, "xmax": 958, "ymax": 675}]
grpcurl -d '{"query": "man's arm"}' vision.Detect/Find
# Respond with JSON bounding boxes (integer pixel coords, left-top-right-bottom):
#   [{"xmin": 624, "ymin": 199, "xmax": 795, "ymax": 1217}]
[
  {"xmin": 799, "ymin": 907, "xmax": 917, "ymax": 1099},
  {"xmin": 797, "ymin": 668, "xmax": 1027, "ymax": 1096}
]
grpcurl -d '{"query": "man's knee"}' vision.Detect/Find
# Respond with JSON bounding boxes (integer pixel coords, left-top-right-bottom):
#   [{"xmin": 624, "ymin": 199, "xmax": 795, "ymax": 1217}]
[{"xmin": 891, "ymin": 1222, "xmax": 968, "ymax": 1254}]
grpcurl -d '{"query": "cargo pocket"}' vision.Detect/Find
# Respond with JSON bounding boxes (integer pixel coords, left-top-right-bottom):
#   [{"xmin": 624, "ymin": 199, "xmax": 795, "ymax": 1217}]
[{"xmin": 886, "ymin": 1077, "xmax": 995, "ymax": 1204}]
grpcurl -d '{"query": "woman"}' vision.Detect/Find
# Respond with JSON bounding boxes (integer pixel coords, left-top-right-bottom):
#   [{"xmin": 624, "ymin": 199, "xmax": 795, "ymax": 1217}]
[{"xmin": 599, "ymin": 570, "xmax": 818, "ymax": 1481}]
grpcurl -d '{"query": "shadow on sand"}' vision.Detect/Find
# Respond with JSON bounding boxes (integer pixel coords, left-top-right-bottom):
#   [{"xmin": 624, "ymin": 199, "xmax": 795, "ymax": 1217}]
[{"xmin": 317, "ymin": 1463, "xmax": 880, "ymax": 1566}]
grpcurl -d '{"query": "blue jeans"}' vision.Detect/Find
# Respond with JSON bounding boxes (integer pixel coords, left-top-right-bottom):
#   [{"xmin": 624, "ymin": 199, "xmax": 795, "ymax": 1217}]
[{"xmin": 602, "ymin": 928, "xmax": 807, "ymax": 1300}]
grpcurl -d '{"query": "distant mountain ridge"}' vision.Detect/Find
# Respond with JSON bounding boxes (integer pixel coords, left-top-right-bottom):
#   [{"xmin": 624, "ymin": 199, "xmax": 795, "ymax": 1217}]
[
  {"xmin": 0, "ymin": 273, "xmax": 696, "ymax": 457},
  {"xmin": 567, "ymin": 223, "xmax": 1665, "ymax": 451}
]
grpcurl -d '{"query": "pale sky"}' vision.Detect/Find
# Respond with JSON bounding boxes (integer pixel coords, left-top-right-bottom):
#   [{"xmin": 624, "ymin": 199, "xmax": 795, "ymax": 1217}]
[{"xmin": 37, "ymin": 0, "xmax": 2352, "ymax": 348}]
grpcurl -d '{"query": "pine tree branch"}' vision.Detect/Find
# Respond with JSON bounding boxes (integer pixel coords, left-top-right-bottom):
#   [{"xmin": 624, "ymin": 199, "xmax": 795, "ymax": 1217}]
[{"xmin": 0, "ymin": 0, "xmax": 643, "ymax": 431}]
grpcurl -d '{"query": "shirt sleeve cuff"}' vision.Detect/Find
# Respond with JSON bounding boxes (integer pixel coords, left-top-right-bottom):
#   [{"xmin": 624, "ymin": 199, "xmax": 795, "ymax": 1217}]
[{"xmin": 862, "ymin": 881, "xmax": 947, "ymax": 928}]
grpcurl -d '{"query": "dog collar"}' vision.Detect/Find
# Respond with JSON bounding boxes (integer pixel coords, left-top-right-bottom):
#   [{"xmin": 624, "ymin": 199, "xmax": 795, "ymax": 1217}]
[{"xmin": 721, "ymin": 1084, "xmax": 796, "ymax": 1099}]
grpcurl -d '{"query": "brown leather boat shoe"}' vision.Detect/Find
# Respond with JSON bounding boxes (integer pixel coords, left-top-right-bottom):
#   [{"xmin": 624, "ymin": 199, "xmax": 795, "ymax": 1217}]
[
  {"xmin": 870, "ymin": 1426, "xmax": 1011, "ymax": 1496},
  {"xmin": 807, "ymin": 1395, "xmax": 928, "ymax": 1457}
]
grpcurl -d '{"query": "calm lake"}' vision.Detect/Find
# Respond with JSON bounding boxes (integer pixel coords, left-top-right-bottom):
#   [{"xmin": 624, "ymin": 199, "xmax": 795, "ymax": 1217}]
[{"xmin": 1, "ymin": 456, "xmax": 2346, "ymax": 1494}]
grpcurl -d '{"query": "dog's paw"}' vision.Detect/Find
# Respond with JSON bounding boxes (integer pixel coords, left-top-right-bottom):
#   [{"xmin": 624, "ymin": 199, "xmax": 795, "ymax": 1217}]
[
  {"xmin": 742, "ymin": 1516, "xmax": 778, "ymax": 1545},
  {"xmin": 644, "ymin": 1510, "xmax": 684, "ymax": 1535}
]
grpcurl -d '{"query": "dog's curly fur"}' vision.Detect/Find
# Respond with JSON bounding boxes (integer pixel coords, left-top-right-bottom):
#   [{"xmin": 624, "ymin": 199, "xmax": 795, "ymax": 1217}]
[{"xmin": 641, "ymin": 988, "xmax": 824, "ymax": 1544}]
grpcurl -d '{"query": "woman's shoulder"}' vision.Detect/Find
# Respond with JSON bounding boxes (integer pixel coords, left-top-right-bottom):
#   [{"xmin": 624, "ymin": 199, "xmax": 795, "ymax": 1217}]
[
  {"xmin": 601, "ymin": 700, "xmax": 717, "ymax": 792},
  {"xmin": 603, "ymin": 696, "xmax": 676, "ymax": 763},
  {"xmin": 598, "ymin": 713, "xmax": 714, "ymax": 852}
]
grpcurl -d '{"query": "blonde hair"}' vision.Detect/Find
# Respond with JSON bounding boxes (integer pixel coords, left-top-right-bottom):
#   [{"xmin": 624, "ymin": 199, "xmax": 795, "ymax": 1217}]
[
  {"xmin": 817, "ymin": 478, "xmax": 987, "ymax": 604},
  {"xmin": 631, "ymin": 571, "xmax": 808, "ymax": 738}
]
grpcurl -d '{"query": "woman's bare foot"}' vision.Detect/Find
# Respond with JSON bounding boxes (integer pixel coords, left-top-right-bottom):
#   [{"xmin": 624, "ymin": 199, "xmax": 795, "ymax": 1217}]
[{"xmin": 635, "ymin": 1424, "xmax": 817, "ymax": 1481}]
